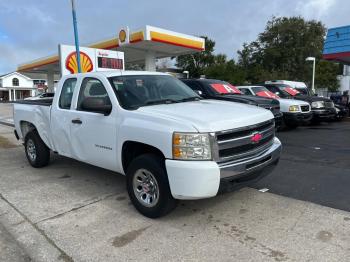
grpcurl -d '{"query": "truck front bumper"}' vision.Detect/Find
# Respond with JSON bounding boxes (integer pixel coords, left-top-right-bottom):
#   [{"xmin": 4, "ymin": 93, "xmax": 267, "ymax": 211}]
[
  {"xmin": 312, "ymin": 108, "xmax": 336, "ymax": 121},
  {"xmin": 166, "ymin": 137, "xmax": 282, "ymax": 200},
  {"xmin": 283, "ymin": 112, "xmax": 313, "ymax": 125}
]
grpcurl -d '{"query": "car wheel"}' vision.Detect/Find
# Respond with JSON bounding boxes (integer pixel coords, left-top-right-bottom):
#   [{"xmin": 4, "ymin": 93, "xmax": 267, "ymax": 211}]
[
  {"xmin": 24, "ymin": 130, "xmax": 50, "ymax": 168},
  {"xmin": 126, "ymin": 154, "xmax": 178, "ymax": 218}
]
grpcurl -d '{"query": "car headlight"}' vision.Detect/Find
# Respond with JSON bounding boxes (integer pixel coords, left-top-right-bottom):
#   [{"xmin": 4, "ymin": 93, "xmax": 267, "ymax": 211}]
[
  {"xmin": 311, "ymin": 101, "xmax": 325, "ymax": 108},
  {"xmin": 173, "ymin": 132, "xmax": 211, "ymax": 160},
  {"xmin": 289, "ymin": 105, "xmax": 300, "ymax": 112}
]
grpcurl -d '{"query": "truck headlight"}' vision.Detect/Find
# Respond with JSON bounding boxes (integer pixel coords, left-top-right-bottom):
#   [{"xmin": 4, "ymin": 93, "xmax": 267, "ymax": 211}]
[
  {"xmin": 289, "ymin": 105, "xmax": 300, "ymax": 112},
  {"xmin": 173, "ymin": 132, "xmax": 211, "ymax": 160},
  {"xmin": 311, "ymin": 101, "xmax": 325, "ymax": 109}
]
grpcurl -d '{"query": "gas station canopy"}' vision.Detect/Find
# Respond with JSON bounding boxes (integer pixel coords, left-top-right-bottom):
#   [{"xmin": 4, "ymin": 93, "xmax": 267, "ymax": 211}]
[
  {"xmin": 17, "ymin": 25, "xmax": 205, "ymax": 74},
  {"xmin": 323, "ymin": 25, "xmax": 350, "ymax": 65}
]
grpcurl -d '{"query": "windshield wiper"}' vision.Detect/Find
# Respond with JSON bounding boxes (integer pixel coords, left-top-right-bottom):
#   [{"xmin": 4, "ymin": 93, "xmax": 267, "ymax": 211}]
[
  {"xmin": 178, "ymin": 96, "xmax": 201, "ymax": 102},
  {"xmin": 145, "ymin": 99, "xmax": 178, "ymax": 106}
]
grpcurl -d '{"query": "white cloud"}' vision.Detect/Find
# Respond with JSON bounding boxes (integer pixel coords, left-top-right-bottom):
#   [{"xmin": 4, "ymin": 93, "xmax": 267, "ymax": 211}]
[{"xmin": 296, "ymin": 0, "xmax": 337, "ymax": 19}]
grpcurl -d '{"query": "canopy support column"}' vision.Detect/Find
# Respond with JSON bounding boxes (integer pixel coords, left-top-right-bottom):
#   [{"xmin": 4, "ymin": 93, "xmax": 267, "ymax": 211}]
[{"xmin": 145, "ymin": 51, "xmax": 156, "ymax": 71}]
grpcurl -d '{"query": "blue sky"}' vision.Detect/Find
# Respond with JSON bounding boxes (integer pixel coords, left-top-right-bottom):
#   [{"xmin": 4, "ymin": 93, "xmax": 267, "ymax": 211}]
[{"xmin": 0, "ymin": 0, "xmax": 349, "ymax": 74}]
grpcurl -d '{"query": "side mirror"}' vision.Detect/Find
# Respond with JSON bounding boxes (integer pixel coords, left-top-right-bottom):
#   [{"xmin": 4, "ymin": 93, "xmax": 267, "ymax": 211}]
[
  {"xmin": 195, "ymin": 90, "xmax": 203, "ymax": 96},
  {"xmin": 81, "ymin": 97, "xmax": 112, "ymax": 116}
]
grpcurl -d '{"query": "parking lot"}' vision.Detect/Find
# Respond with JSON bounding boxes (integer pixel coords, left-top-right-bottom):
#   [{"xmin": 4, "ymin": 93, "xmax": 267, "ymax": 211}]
[{"xmin": 0, "ymin": 103, "xmax": 350, "ymax": 261}]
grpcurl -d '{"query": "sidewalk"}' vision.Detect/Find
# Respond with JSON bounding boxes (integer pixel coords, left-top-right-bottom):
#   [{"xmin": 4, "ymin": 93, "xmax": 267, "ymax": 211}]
[
  {"xmin": 0, "ymin": 223, "xmax": 31, "ymax": 262},
  {"xmin": 0, "ymin": 103, "xmax": 14, "ymax": 127},
  {"xmin": 0, "ymin": 123, "xmax": 349, "ymax": 261}
]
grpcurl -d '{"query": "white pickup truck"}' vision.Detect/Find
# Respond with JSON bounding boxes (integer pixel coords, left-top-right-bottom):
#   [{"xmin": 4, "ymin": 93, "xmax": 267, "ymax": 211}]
[
  {"xmin": 13, "ymin": 71, "xmax": 282, "ymax": 218},
  {"xmin": 238, "ymin": 85, "xmax": 312, "ymax": 129}
]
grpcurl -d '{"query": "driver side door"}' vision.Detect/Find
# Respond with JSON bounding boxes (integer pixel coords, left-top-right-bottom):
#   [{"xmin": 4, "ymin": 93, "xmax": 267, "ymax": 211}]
[{"xmin": 69, "ymin": 77, "xmax": 118, "ymax": 171}]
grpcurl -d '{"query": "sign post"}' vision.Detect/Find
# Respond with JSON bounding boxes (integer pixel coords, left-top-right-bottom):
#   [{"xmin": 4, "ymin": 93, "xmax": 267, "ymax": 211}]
[{"xmin": 71, "ymin": 0, "xmax": 82, "ymax": 73}]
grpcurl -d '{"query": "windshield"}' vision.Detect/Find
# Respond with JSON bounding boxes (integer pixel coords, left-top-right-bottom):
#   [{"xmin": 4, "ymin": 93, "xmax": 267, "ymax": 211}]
[
  {"xmin": 276, "ymin": 84, "xmax": 301, "ymax": 97},
  {"xmin": 206, "ymin": 81, "xmax": 242, "ymax": 95},
  {"xmin": 108, "ymin": 75, "xmax": 200, "ymax": 109},
  {"xmin": 252, "ymin": 86, "xmax": 280, "ymax": 99},
  {"xmin": 295, "ymin": 87, "xmax": 313, "ymax": 96}
]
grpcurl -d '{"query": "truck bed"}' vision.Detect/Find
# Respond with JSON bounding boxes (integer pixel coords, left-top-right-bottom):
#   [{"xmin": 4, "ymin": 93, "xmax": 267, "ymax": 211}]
[
  {"xmin": 13, "ymin": 100, "xmax": 54, "ymax": 150},
  {"xmin": 13, "ymin": 98, "xmax": 53, "ymax": 106}
]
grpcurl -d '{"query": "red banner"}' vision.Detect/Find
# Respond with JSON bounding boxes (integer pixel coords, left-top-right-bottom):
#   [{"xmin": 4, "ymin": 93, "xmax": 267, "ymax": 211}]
[
  {"xmin": 210, "ymin": 84, "xmax": 241, "ymax": 94},
  {"xmin": 256, "ymin": 91, "xmax": 280, "ymax": 99},
  {"xmin": 284, "ymin": 87, "xmax": 300, "ymax": 96}
]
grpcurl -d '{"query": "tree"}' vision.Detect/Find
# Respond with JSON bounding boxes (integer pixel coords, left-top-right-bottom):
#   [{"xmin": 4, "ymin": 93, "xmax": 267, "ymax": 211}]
[
  {"xmin": 238, "ymin": 16, "xmax": 339, "ymax": 90},
  {"xmin": 176, "ymin": 36, "xmax": 215, "ymax": 78}
]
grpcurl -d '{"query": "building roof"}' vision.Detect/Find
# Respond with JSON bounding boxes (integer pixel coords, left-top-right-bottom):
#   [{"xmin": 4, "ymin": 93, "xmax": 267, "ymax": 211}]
[
  {"xmin": 0, "ymin": 71, "xmax": 33, "ymax": 81},
  {"xmin": 323, "ymin": 25, "xmax": 350, "ymax": 64},
  {"xmin": 17, "ymin": 25, "xmax": 205, "ymax": 75}
]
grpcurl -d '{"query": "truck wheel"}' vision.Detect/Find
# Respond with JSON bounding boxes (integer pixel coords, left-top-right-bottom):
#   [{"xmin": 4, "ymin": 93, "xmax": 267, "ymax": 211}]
[
  {"xmin": 126, "ymin": 154, "xmax": 178, "ymax": 218},
  {"xmin": 24, "ymin": 130, "xmax": 50, "ymax": 168}
]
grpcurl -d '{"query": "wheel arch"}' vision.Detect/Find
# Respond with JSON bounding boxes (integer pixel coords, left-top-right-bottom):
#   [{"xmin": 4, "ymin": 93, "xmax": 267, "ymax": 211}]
[{"xmin": 122, "ymin": 141, "xmax": 166, "ymax": 174}]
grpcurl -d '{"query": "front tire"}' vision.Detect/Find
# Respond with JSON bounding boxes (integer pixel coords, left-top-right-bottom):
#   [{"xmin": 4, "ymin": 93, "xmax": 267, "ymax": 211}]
[
  {"xmin": 24, "ymin": 130, "xmax": 50, "ymax": 168},
  {"xmin": 126, "ymin": 154, "xmax": 178, "ymax": 218}
]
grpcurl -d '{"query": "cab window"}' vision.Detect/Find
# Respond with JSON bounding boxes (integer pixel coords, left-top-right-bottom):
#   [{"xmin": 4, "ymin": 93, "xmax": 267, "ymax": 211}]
[
  {"xmin": 240, "ymin": 88, "xmax": 253, "ymax": 95},
  {"xmin": 77, "ymin": 78, "xmax": 111, "ymax": 111},
  {"xmin": 59, "ymin": 78, "xmax": 77, "ymax": 109}
]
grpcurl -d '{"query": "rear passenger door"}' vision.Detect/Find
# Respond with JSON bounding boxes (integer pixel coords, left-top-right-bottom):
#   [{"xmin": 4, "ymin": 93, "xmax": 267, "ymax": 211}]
[{"xmin": 51, "ymin": 77, "xmax": 78, "ymax": 157}]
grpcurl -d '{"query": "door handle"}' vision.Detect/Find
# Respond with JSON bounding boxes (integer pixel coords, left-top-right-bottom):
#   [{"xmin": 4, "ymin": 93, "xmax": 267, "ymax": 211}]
[{"xmin": 71, "ymin": 118, "xmax": 82, "ymax": 124}]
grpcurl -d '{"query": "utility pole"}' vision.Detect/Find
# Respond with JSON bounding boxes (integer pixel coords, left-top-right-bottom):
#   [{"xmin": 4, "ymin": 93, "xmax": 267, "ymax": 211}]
[
  {"xmin": 306, "ymin": 57, "xmax": 316, "ymax": 93},
  {"xmin": 71, "ymin": 0, "xmax": 82, "ymax": 73}
]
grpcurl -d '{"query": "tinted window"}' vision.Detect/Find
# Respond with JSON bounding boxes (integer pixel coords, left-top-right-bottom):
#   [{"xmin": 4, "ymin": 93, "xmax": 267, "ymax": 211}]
[
  {"xmin": 77, "ymin": 78, "xmax": 111, "ymax": 111},
  {"xmin": 204, "ymin": 81, "xmax": 241, "ymax": 95},
  {"xmin": 252, "ymin": 86, "xmax": 270, "ymax": 94},
  {"xmin": 59, "ymin": 78, "xmax": 77, "ymax": 109},
  {"xmin": 108, "ymin": 75, "xmax": 199, "ymax": 109},
  {"xmin": 183, "ymin": 81, "xmax": 203, "ymax": 91},
  {"xmin": 240, "ymin": 88, "xmax": 253, "ymax": 95},
  {"xmin": 265, "ymin": 85, "xmax": 288, "ymax": 98}
]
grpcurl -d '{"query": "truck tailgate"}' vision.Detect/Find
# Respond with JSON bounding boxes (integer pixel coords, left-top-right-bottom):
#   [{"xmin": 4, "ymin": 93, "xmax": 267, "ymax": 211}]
[{"xmin": 13, "ymin": 101, "xmax": 54, "ymax": 150}]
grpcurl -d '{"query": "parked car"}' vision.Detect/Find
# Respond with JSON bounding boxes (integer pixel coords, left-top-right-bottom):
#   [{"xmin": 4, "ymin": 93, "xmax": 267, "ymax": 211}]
[
  {"xmin": 24, "ymin": 92, "xmax": 55, "ymax": 100},
  {"xmin": 13, "ymin": 71, "xmax": 282, "ymax": 218},
  {"xmin": 262, "ymin": 82, "xmax": 336, "ymax": 122},
  {"xmin": 181, "ymin": 79, "xmax": 283, "ymax": 129},
  {"xmin": 238, "ymin": 85, "xmax": 312, "ymax": 129},
  {"xmin": 330, "ymin": 93, "xmax": 349, "ymax": 120}
]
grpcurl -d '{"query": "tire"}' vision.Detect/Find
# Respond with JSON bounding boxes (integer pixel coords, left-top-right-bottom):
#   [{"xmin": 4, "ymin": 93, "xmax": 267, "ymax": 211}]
[
  {"xmin": 24, "ymin": 130, "xmax": 50, "ymax": 168},
  {"xmin": 126, "ymin": 154, "xmax": 178, "ymax": 218}
]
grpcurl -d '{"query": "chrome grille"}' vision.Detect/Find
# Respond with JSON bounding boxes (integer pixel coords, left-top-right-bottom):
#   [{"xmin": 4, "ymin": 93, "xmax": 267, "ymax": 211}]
[
  {"xmin": 214, "ymin": 120, "xmax": 275, "ymax": 163},
  {"xmin": 324, "ymin": 101, "xmax": 334, "ymax": 108},
  {"xmin": 301, "ymin": 105, "xmax": 310, "ymax": 112}
]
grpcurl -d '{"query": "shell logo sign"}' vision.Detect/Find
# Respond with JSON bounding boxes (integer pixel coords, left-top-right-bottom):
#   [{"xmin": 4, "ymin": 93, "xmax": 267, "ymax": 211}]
[
  {"xmin": 65, "ymin": 51, "xmax": 93, "ymax": 74},
  {"xmin": 59, "ymin": 44, "xmax": 124, "ymax": 76}
]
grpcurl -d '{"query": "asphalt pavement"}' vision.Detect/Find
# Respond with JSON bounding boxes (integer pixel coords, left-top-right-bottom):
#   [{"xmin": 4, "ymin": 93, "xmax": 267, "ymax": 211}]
[{"xmin": 253, "ymin": 120, "xmax": 350, "ymax": 212}]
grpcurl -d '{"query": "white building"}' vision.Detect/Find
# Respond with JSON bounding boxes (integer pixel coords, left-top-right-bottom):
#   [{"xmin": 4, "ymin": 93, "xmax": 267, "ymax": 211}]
[
  {"xmin": 0, "ymin": 72, "xmax": 37, "ymax": 101},
  {"xmin": 337, "ymin": 65, "xmax": 350, "ymax": 93}
]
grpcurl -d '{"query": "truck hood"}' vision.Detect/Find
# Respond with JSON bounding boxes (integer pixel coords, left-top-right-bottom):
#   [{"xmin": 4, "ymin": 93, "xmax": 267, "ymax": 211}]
[
  {"xmin": 278, "ymin": 98, "xmax": 309, "ymax": 106},
  {"xmin": 215, "ymin": 94, "xmax": 279, "ymax": 106},
  {"xmin": 293, "ymin": 94, "xmax": 332, "ymax": 103},
  {"xmin": 137, "ymin": 99, "xmax": 274, "ymax": 132}
]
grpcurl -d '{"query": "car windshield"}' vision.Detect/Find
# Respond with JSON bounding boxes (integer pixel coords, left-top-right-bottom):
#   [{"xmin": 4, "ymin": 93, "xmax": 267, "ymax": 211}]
[
  {"xmin": 206, "ymin": 81, "xmax": 242, "ymax": 95},
  {"xmin": 108, "ymin": 75, "xmax": 200, "ymax": 109},
  {"xmin": 252, "ymin": 86, "xmax": 270, "ymax": 93},
  {"xmin": 274, "ymin": 84, "xmax": 301, "ymax": 97},
  {"xmin": 295, "ymin": 87, "xmax": 313, "ymax": 96}
]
